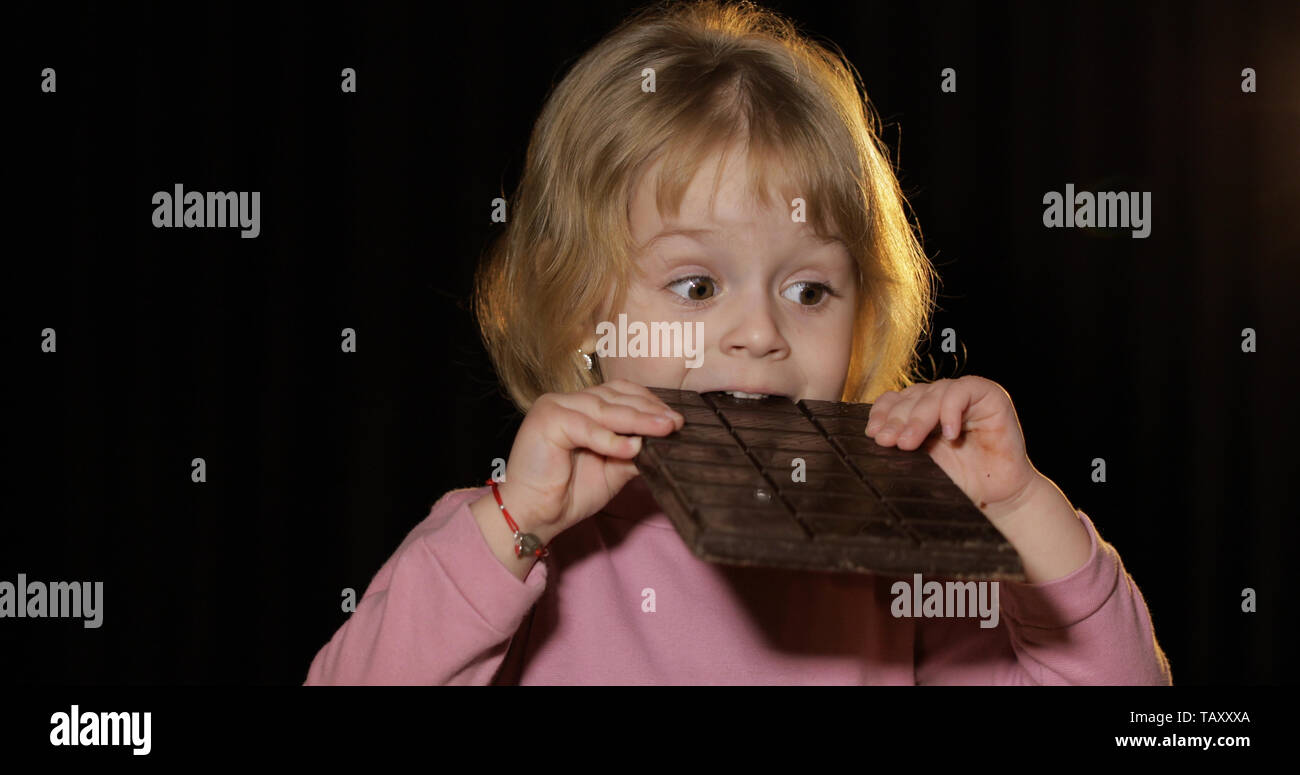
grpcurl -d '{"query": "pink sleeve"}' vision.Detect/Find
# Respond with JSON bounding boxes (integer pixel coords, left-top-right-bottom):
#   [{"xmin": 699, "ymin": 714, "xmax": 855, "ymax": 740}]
[
  {"xmin": 914, "ymin": 510, "xmax": 1174, "ymax": 685},
  {"xmin": 303, "ymin": 486, "xmax": 548, "ymax": 685}
]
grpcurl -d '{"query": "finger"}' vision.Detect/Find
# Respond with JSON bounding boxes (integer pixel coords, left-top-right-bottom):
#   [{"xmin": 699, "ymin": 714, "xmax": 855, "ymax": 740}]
[
  {"xmin": 938, "ymin": 377, "xmax": 981, "ymax": 439},
  {"xmin": 865, "ymin": 390, "xmax": 903, "ymax": 435},
  {"xmin": 600, "ymin": 378, "xmax": 668, "ymax": 401},
  {"xmin": 941, "ymin": 377, "xmax": 998, "ymax": 439},
  {"xmin": 599, "ymin": 377, "xmax": 673, "ymax": 406},
  {"xmin": 602, "ymin": 456, "xmax": 642, "ymax": 494},
  {"xmin": 872, "ymin": 384, "xmax": 931, "ymax": 445},
  {"xmin": 587, "ymin": 379, "xmax": 686, "ymax": 426},
  {"xmin": 545, "ymin": 404, "xmax": 645, "ymax": 458},
  {"xmin": 548, "ymin": 391, "xmax": 680, "ymax": 437},
  {"xmin": 894, "ymin": 380, "xmax": 951, "ymax": 449},
  {"xmin": 588, "ymin": 382, "xmax": 684, "ymax": 425}
]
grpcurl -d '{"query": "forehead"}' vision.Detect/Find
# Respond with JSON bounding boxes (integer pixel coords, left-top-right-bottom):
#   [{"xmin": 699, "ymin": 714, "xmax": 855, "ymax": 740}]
[{"xmin": 628, "ymin": 144, "xmax": 797, "ymax": 241}]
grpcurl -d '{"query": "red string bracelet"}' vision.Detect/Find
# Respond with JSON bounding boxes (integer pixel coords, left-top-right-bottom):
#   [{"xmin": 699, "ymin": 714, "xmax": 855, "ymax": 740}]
[{"xmin": 486, "ymin": 478, "xmax": 550, "ymax": 559}]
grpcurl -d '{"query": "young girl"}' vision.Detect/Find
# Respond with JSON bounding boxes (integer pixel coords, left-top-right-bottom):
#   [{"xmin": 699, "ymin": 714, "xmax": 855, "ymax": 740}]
[{"xmin": 305, "ymin": 0, "xmax": 1171, "ymax": 685}]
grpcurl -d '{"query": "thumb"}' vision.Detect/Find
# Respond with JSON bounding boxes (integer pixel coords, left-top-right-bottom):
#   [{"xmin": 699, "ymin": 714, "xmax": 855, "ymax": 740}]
[{"xmin": 605, "ymin": 458, "xmax": 642, "ymax": 493}]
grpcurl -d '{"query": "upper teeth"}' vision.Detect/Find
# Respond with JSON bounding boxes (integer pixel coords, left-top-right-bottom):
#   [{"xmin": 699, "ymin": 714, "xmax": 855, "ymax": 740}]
[{"xmin": 725, "ymin": 391, "xmax": 768, "ymax": 399}]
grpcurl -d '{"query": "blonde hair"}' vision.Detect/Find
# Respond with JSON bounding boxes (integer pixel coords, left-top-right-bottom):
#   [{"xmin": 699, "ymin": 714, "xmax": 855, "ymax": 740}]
[{"xmin": 474, "ymin": 0, "xmax": 937, "ymax": 413}]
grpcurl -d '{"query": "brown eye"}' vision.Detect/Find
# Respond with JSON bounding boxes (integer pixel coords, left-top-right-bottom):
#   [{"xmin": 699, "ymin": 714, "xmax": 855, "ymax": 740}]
[
  {"xmin": 689, "ymin": 278, "xmax": 715, "ymax": 300},
  {"xmin": 783, "ymin": 282, "xmax": 830, "ymax": 306},
  {"xmin": 668, "ymin": 276, "xmax": 717, "ymax": 302}
]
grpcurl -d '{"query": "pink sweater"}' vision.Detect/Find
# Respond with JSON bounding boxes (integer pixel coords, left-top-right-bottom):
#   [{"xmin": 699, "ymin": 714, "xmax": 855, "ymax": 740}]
[{"xmin": 304, "ymin": 476, "xmax": 1172, "ymax": 685}]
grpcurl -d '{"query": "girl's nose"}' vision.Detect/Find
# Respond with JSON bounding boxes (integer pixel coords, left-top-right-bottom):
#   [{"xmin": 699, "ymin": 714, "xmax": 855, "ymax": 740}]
[{"xmin": 717, "ymin": 288, "xmax": 789, "ymax": 359}]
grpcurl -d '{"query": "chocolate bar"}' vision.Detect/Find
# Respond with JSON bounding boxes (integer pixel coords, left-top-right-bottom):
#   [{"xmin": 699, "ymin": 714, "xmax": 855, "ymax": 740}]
[{"xmin": 633, "ymin": 387, "xmax": 1025, "ymax": 581}]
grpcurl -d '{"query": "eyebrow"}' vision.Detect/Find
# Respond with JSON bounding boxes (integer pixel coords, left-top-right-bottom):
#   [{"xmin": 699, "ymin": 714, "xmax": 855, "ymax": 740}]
[
  {"xmin": 643, "ymin": 227, "xmax": 845, "ymax": 252},
  {"xmin": 641, "ymin": 228, "xmax": 719, "ymax": 251}
]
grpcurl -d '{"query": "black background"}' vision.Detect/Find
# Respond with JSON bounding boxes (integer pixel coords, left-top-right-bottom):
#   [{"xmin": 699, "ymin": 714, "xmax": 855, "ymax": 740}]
[{"xmin": 5, "ymin": 0, "xmax": 1297, "ymax": 685}]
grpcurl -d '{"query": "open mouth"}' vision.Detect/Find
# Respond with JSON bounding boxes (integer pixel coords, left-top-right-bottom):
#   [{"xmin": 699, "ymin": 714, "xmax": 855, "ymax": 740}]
[{"xmin": 705, "ymin": 390, "xmax": 787, "ymax": 401}]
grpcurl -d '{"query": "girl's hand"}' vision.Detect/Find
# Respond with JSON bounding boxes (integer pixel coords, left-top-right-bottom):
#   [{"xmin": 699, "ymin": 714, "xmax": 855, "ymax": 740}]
[
  {"xmin": 865, "ymin": 376, "xmax": 1038, "ymax": 522},
  {"xmin": 494, "ymin": 379, "xmax": 684, "ymax": 540}
]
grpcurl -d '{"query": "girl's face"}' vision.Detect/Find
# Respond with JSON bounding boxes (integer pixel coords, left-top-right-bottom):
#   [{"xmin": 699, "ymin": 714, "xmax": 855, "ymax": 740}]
[{"xmin": 591, "ymin": 147, "xmax": 859, "ymax": 403}]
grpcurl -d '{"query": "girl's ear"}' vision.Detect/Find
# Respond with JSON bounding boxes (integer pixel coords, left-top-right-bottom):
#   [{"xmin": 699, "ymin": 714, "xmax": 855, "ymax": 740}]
[
  {"xmin": 576, "ymin": 325, "xmax": 598, "ymax": 358},
  {"xmin": 578, "ymin": 297, "xmax": 614, "ymax": 353}
]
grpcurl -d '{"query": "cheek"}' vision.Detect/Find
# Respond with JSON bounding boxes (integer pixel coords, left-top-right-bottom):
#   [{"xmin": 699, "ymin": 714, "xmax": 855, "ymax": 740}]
[{"xmin": 822, "ymin": 309, "xmax": 857, "ymax": 373}]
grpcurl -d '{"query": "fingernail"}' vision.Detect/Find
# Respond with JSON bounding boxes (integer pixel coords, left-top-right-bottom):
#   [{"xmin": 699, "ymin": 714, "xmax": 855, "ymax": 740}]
[{"xmin": 943, "ymin": 424, "xmax": 956, "ymax": 439}]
